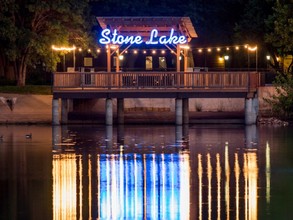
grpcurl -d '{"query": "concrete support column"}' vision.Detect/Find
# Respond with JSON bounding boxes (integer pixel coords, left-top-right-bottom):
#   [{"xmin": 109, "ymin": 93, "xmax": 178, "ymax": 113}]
[
  {"xmin": 52, "ymin": 98, "xmax": 60, "ymax": 125},
  {"xmin": 245, "ymin": 94, "xmax": 259, "ymax": 125},
  {"xmin": 183, "ymin": 98, "xmax": 189, "ymax": 124},
  {"xmin": 61, "ymin": 98, "xmax": 68, "ymax": 124},
  {"xmin": 117, "ymin": 98, "xmax": 124, "ymax": 124},
  {"xmin": 105, "ymin": 98, "xmax": 113, "ymax": 125},
  {"xmin": 175, "ymin": 98, "xmax": 183, "ymax": 125}
]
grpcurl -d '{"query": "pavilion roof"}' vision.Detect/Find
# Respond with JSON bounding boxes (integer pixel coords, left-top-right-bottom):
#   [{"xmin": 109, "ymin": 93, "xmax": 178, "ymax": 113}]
[{"xmin": 96, "ymin": 17, "xmax": 197, "ymax": 42}]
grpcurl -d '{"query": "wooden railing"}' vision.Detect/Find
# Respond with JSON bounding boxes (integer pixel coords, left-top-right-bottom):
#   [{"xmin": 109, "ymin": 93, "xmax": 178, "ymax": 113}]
[{"xmin": 53, "ymin": 71, "xmax": 259, "ymax": 91}]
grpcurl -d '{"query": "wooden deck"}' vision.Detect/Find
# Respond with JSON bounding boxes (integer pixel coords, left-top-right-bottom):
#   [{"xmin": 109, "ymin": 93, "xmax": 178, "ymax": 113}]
[{"xmin": 53, "ymin": 71, "xmax": 259, "ymax": 99}]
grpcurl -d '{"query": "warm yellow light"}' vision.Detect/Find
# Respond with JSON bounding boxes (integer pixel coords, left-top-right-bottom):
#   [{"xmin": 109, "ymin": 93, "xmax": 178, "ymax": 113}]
[
  {"xmin": 125, "ymin": 50, "xmax": 128, "ymax": 54},
  {"xmin": 226, "ymin": 47, "xmax": 230, "ymax": 51},
  {"xmin": 161, "ymin": 50, "xmax": 165, "ymax": 54},
  {"xmin": 87, "ymin": 49, "xmax": 91, "ymax": 52},
  {"xmin": 78, "ymin": 48, "xmax": 82, "ymax": 52},
  {"xmin": 207, "ymin": 48, "xmax": 211, "ymax": 52},
  {"xmin": 248, "ymin": 46, "xmax": 257, "ymax": 51},
  {"xmin": 97, "ymin": 49, "xmax": 101, "ymax": 53},
  {"xmin": 217, "ymin": 48, "xmax": 221, "ymax": 51},
  {"xmin": 198, "ymin": 49, "xmax": 202, "ymax": 53},
  {"xmin": 219, "ymin": 57, "xmax": 224, "ymax": 61},
  {"xmin": 244, "ymin": 45, "xmax": 248, "ymax": 49},
  {"xmin": 266, "ymin": 55, "xmax": 270, "ymax": 60},
  {"xmin": 235, "ymin": 46, "xmax": 239, "ymax": 50},
  {"xmin": 52, "ymin": 45, "xmax": 76, "ymax": 51},
  {"xmin": 143, "ymin": 50, "xmax": 146, "ymax": 54},
  {"xmin": 110, "ymin": 45, "xmax": 118, "ymax": 49},
  {"xmin": 180, "ymin": 45, "xmax": 190, "ymax": 49},
  {"xmin": 133, "ymin": 50, "xmax": 138, "ymax": 54},
  {"xmin": 276, "ymin": 57, "xmax": 280, "ymax": 61},
  {"xmin": 119, "ymin": 55, "xmax": 124, "ymax": 60},
  {"xmin": 152, "ymin": 50, "xmax": 156, "ymax": 54},
  {"xmin": 224, "ymin": 55, "xmax": 229, "ymax": 60}
]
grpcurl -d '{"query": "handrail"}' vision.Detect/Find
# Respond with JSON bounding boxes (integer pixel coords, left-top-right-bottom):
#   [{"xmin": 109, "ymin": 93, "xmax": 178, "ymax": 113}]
[{"xmin": 53, "ymin": 71, "xmax": 258, "ymax": 92}]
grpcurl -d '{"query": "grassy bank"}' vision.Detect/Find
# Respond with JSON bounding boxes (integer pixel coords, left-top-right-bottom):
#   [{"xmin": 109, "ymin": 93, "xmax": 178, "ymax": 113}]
[{"xmin": 0, "ymin": 85, "xmax": 52, "ymax": 95}]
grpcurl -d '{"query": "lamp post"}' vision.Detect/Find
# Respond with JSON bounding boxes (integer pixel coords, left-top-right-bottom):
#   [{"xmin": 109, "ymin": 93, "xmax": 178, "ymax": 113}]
[
  {"xmin": 224, "ymin": 55, "xmax": 229, "ymax": 71},
  {"xmin": 248, "ymin": 46, "xmax": 258, "ymax": 72}
]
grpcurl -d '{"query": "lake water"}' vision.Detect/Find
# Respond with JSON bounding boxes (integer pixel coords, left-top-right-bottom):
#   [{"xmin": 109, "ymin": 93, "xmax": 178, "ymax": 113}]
[{"xmin": 0, "ymin": 124, "xmax": 293, "ymax": 220}]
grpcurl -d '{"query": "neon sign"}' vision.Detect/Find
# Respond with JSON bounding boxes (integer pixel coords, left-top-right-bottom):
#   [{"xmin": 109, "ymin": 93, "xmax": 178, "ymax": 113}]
[{"xmin": 99, "ymin": 28, "xmax": 187, "ymax": 45}]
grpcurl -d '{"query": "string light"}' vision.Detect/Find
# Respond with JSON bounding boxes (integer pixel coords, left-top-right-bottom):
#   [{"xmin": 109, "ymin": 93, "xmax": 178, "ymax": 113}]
[{"xmin": 52, "ymin": 45, "xmax": 76, "ymax": 51}]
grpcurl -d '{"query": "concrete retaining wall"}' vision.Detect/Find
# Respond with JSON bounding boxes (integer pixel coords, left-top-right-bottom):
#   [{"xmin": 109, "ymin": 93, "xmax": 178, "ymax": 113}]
[{"xmin": 0, "ymin": 86, "xmax": 276, "ymax": 124}]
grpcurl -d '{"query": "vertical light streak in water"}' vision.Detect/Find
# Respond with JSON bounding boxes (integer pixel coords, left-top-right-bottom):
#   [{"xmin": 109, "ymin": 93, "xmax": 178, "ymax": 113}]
[
  {"xmin": 134, "ymin": 153, "xmax": 138, "ymax": 218},
  {"xmin": 244, "ymin": 153, "xmax": 248, "ymax": 220},
  {"xmin": 207, "ymin": 153, "xmax": 212, "ymax": 220},
  {"xmin": 106, "ymin": 155, "xmax": 111, "ymax": 217},
  {"xmin": 52, "ymin": 154, "xmax": 77, "ymax": 220},
  {"xmin": 248, "ymin": 152, "xmax": 258, "ymax": 220},
  {"xmin": 170, "ymin": 154, "xmax": 175, "ymax": 220},
  {"xmin": 216, "ymin": 153, "xmax": 221, "ymax": 220},
  {"xmin": 161, "ymin": 154, "xmax": 166, "ymax": 220},
  {"xmin": 78, "ymin": 155, "xmax": 83, "ymax": 219},
  {"xmin": 143, "ymin": 154, "xmax": 147, "ymax": 220},
  {"xmin": 119, "ymin": 152, "xmax": 124, "ymax": 217},
  {"xmin": 125, "ymin": 154, "xmax": 129, "ymax": 219},
  {"xmin": 244, "ymin": 152, "xmax": 258, "ymax": 220},
  {"xmin": 180, "ymin": 153, "xmax": 190, "ymax": 220},
  {"xmin": 97, "ymin": 155, "xmax": 101, "ymax": 219},
  {"xmin": 198, "ymin": 154, "xmax": 203, "ymax": 220},
  {"xmin": 152, "ymin": 154, "xmax": 156, "ymax": 219},
  {"xmin": 234, "ymin": 153, "xmax": 240, "ymax": 220},
  {"xmin": 88, "ymin": 155, "xmax": 92, "ymax": 220},
  {"xmin": 225, "ymin": 144, "xmax": 230, "ymax": 220},
  {"xmin": 111, "ymin": 154, "xmax": 118, "ymax": 219},
  {"xmin": 266, "ymin": 141, "xmax": 271, "ymax": 204}
]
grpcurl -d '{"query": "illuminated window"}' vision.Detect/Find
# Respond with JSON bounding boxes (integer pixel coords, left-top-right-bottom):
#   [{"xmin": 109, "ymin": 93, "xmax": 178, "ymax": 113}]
[
  {"xmin": 146, "ymin": 56, "xmax": 153, "ymax": 70},
  {"xmin": 159, "ymin": 57, "xmax": 167, "ymax": 70}
]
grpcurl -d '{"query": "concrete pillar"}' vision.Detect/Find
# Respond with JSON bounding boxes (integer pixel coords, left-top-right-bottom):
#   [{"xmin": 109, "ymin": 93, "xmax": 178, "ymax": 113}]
[
  {"xmin": 183, "ymin": 98, "xmax": 189, "ymax": 124},
  {"xmin": 245, "ymin": 94, "xmax": 259, "ymax": 125},
  {"xmin": 105, "ymin": 98, "xmax": 113, "ymax": 125},
  {"xmin": 61, "ymin": 98, "xmax": 68, "ymax": 124},
  {"xmin": 117, "ymin": 98, "xmax": 124, "ymax": 124},
  {"xmin": 52, "ymin": 98, "xmax": 60, "ymax": 125},
  {"xmin": 175, "ymin": 98, "xmax": 183, "ymax": 125}
]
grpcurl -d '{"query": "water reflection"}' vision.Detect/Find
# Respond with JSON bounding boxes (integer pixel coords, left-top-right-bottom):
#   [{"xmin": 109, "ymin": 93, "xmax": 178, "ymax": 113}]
[{"xmin": 50, "ymin": 124, "xmax": 267, "ymax": 219}]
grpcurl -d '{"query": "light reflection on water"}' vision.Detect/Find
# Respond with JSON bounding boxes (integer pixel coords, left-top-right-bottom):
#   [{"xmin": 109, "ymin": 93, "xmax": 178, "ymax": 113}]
[
  {"xmin": 1, "ymin": 124, "xmax": 293, "ymax": 219},
  {"xmin": 52, "ymin": 125, "xmax": 260, "ymax": 220}
]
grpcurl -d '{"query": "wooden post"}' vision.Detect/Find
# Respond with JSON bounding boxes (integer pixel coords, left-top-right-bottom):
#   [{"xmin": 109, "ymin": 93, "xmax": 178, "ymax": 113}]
[
  {"xmin": 107, "ymin": 44, "xmax": 111, "ymax": 72},
  {"xmin": 176, "ymin": 44, "xmax": 180, "ymax": 72}
]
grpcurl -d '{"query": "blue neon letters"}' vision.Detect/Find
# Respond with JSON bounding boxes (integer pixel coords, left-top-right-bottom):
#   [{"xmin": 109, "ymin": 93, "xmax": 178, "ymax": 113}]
[{"xmin": 99, "ymin": 28, "xmax": 187, "ymax": 45}]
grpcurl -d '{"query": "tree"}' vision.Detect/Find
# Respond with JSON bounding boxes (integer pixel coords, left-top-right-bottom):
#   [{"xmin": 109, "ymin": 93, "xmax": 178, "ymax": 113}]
[
  {"xmin": 0, "ymin": 0, "xmax": 93, "ymax": 86},
  {"xmin": 265, "ymin": 1, "xmax": 293, "ymax": 72}
]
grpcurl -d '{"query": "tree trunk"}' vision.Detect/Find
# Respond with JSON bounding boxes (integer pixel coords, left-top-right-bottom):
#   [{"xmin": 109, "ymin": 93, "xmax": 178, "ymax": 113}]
[{"xmin": 15, "ymin": 55, "xmax": 28, "ymax": 86}]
